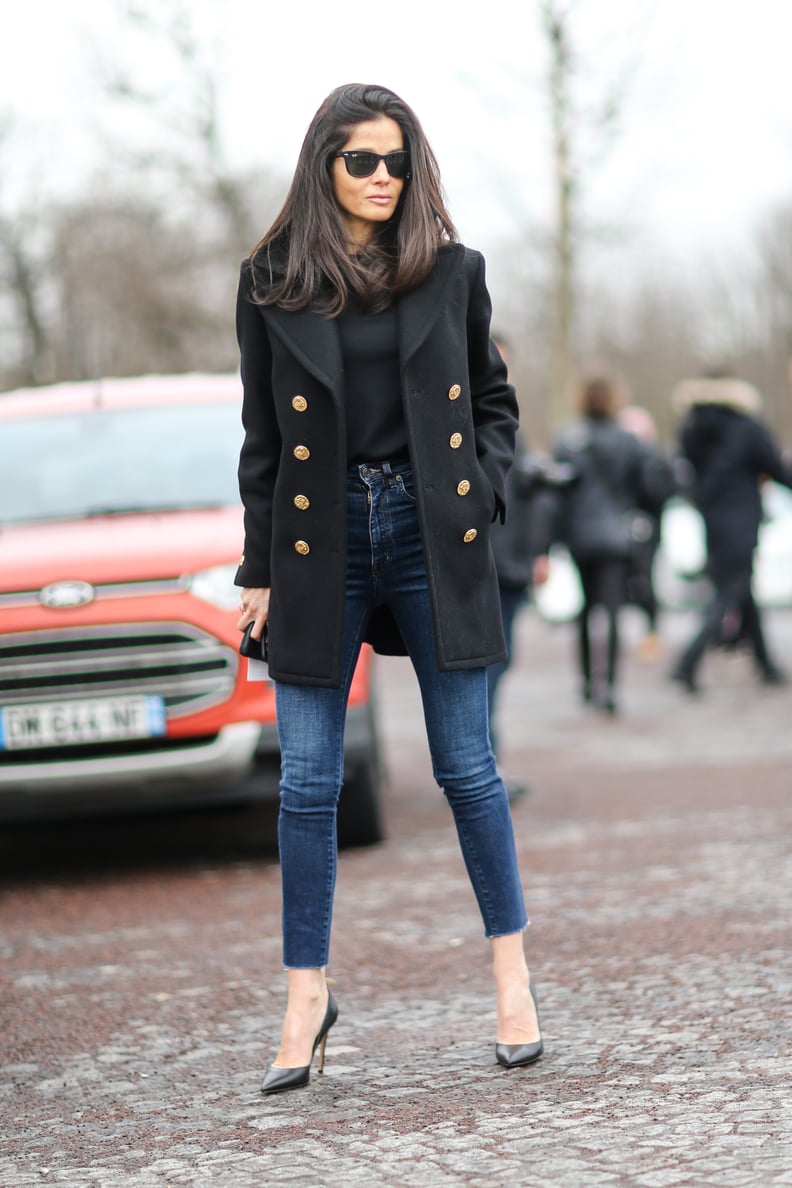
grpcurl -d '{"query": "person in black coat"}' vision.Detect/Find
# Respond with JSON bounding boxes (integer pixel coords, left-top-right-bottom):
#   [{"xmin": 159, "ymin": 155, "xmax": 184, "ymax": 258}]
[
  {"xmin": 486, "ymin": 430, "xmax": 549, "ymax": 800},
  {"xmin": 545, "ymin": 372, "xmax": 673, "ymax": 714},
  {"xmin": 485, "ymin": 336, "xmax": 550, "ymax": 801},
  {"xmin": 618, "ymin": 405, "xmax": 673, "ymax": 660},
  {"xmin": 669, "ymin": 372, "xmax": 792, "ymax": 692},
  {"xmin": 235, "ymin": 84, "xmax": 542, "ymax": 1096}
]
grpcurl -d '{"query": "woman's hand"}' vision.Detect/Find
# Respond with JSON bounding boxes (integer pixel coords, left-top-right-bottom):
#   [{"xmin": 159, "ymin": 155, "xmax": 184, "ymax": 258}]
[{"xmin": 236, "ymin": 587, "xmax": 270, "ymax": 640}]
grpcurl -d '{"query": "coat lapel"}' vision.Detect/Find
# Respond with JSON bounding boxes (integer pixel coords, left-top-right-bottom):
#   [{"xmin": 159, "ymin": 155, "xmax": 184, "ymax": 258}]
[
  {"xmin": 262, "ymin": 304, "xmax": 344, "ymax": 397},
  {"xmin": 261, "ymin": 245, "xmax": 465, "ymax": 391},
  {"xmin": 398, "ymin": 246, "xmax": 465, "ymax": 366}
]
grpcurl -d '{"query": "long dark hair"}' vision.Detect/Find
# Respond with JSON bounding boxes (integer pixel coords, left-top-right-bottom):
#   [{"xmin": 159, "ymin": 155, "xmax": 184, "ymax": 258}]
[{"xmin": 249, "ymin": 83, "xmax": 457, "ymax": 315}]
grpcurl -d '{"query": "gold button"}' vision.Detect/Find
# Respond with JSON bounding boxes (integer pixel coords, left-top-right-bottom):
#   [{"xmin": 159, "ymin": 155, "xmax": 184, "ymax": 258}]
[
  {"xmin": 294, "ymin": 494, "xmax": 310, "ymax": 510},
  {"xmin": 463, "ymin": 528, "xmax": 477, "ymax": 543},
  {"xmin": 294, "ymin": 540, "xmax": 310, "ymax": 555},
  {"xmin": 293, "ymin": 445, "xmax": 310, "ymax": 461},
  {"xmin": 292, "ymin": 395, "xmax": 308, "ymax": 412},
  {"xmin": 448, "ymin": 384, "xmax": 461, "ymax": 400},
  {"xmin": 456, "ymin": 479, "xmax": 471, "ymax": 496},
  {"xmin": 450, "ymin": 432, "xmax": 462, "ymax": 449},
  {"xmin": 239, "ymin": 554, "xmax": 245, "ymax": 565}
]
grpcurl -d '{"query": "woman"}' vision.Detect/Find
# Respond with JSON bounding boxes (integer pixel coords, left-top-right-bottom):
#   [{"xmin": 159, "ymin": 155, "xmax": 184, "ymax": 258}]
[
  {"xmin": 547, "ymin": 372, "xmax": 671, "ymax": 714},
  {"xmin": 234, "ymin": 84, "xmax": 542, "ymax": 1095}
]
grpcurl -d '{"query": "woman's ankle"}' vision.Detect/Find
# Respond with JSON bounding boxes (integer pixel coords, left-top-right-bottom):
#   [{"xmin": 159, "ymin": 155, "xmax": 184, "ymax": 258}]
[
  {"xmin": 272, "ymin": 970, "xmax": 329, "ymax": 1067},
  {"xmin": 491, "ymin": 933, "xmax": 530, "ymax": 983},
  {"xmin": 284, "ymin": 967, "xmax": 327, "ymax": 1009}
]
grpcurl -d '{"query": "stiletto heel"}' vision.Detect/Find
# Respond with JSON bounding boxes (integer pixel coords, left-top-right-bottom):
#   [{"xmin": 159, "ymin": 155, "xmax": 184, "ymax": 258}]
[
  {"xmin": 495, "ymin": 981, "xmax": 544, "ymax": 1069},
  {"xmin": 316, "ymin": 1031, "xmax": 329, "ymax": 1074},
  {"xmin": 261, "ymin": 990, "xmax": 338, "ymax": 1095}
]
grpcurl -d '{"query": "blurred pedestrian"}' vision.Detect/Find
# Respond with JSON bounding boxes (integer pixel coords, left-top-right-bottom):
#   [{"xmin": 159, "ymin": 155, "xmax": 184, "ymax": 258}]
[
  {"xmin": 545, "ymin": 370, "xmax": 673, "ymax": 714},
  {"xmin": 486, "ymin": 335, "xmax": 549, "ymax": 802},
  {"xmin": 669, "ymin": 370, "xmax": 792, "ymax": 693},
  {"xmin": 235, "ymin": 83, "xmax": 542, "ymax": 1096},
  {"xmin": 618, "ymin": 405, "xmax": 675, "ymax": 661}
]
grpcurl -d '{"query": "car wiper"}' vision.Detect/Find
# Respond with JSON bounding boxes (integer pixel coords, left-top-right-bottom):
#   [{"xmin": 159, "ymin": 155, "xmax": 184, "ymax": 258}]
[
  {"xmin": 80, "ymin": 501, "xmax": 233, "ymax": 517},
  {"xmin": 0, "ymin": 501, "xmax": 237, "ymax": 526}
]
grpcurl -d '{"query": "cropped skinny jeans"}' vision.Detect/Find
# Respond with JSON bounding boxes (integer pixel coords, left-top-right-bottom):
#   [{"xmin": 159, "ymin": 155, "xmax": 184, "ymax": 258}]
[{"xmin": 275, "ymin": 462, "xmax": 528, "ymax": 968}]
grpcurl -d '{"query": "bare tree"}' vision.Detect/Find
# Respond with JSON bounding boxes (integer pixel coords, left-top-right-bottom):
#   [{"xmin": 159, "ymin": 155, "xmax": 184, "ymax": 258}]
[
  {"xmin": 752, "ymin": 202, "xmax": 792, "ymax": 441},
  {"xmin": 581, "ymin": 275, "xmax": 702, "ymax": 442},
  {"xmin": 541, "ymin": 1, "xmax": 576, "ymax": 424},
  {"xmin": 538, "ymin": 0, "xmax": 649, "ymax": 427},
  {"xmin": 50, "ymin": 196, "xmax": 237, "ymax": 381},
  {"xmin": 99, "ymin": 1, "xmax": 284, "ymax": 256},
  {"xmin": 0, "ymin": 119, "xmax": 54, "ymax": 387},
  {"xmin": 490, "ymin": 229, "xmax": 555, "ymax": 447},
  {"xmin": 0, "ymin": 213, "xmax": 52, "ymax": 387},
  {"xmin": 0, "ymin": 4, "xmax": 289, "ymax": 390}
]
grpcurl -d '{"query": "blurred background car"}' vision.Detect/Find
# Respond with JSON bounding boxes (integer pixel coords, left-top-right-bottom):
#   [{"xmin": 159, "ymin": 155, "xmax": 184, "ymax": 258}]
[{"xmin": 0, "ymin": 374, "xmax": 384, "ymax": 847}]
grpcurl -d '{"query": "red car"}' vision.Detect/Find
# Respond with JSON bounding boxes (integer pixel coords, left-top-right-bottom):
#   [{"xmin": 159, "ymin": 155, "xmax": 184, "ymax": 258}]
[{"xmin": 0, "ymin": 374, "xmax": 384, "ymax": 847}]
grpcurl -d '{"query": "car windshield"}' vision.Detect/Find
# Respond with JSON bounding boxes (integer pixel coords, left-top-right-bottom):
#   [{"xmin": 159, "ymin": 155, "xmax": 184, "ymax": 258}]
[{"xmin": 0, "ymin": 402, "xmax": 243, "ymax": 525}]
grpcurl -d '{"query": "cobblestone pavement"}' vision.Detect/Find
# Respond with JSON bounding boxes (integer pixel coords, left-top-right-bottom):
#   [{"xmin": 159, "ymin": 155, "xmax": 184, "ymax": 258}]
[{"xmin": 1, "ymin": 608, "xmax": 791, "ymax": 1187}]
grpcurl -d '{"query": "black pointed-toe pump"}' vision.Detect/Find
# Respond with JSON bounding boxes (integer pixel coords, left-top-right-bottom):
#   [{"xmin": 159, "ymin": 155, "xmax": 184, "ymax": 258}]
[
  {"xmin": 261, "ymin": 991, "xmax": 339, "ymax": 1095},
  {"xmin": 495, "ymin": 982, "xmax": 544, "ymax": 1069}
]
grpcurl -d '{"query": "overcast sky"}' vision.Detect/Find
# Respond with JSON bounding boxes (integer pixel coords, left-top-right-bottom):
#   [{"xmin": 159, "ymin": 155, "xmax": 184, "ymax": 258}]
[{"xmin": 2, "ymin": 0, "xmax": 790, "ymax": 274}]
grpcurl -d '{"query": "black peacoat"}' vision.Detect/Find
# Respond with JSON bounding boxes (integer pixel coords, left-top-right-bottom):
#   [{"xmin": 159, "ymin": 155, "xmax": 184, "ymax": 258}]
[{"xmin": 234, "ymin": 243, "xmax": 518, "ymax": 688}]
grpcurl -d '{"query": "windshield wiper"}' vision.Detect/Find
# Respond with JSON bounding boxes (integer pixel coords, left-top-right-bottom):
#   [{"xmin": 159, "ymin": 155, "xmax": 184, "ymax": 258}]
[
  {"xmin": 0, "ymin": 502, "xmax": 235, "ymax": 525},
  {"xmin": 81, "ymin": 501, "xmax": 233, "ymax": 517}
]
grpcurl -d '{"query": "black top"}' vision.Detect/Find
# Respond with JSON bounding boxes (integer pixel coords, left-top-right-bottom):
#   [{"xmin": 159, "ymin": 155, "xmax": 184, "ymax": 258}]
[{"xmin": 337, "ymin": 295, "xmax": 408, "ymax": 464}]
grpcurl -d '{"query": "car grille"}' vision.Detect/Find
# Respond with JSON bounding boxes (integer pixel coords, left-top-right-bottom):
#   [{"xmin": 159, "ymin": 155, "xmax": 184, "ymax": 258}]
[{"xmin": 0, "ymin": 624, "xmax": 238, "ymax": 719}]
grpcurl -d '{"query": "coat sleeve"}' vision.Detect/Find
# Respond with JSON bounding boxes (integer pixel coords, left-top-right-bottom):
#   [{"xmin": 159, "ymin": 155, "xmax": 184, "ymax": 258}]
[
  {"xmin": 234, "ymin": 259, "xmax": 282, "ymax": 588},
  {"xmin": 466, "ymin": 252, "xmax": 518, "ymax": 523}
]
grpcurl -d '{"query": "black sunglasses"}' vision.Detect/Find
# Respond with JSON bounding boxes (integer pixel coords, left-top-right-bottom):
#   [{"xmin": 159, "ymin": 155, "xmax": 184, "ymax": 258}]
[{"xmin": 335, "ymin": 150, "xmax": 410, "ymax": 179}]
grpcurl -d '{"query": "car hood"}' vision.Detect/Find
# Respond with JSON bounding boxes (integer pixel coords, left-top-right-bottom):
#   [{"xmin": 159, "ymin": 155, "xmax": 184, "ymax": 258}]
[{"xmin": 0, "ymin": 507, "xmax": 243, "ymax": 592}]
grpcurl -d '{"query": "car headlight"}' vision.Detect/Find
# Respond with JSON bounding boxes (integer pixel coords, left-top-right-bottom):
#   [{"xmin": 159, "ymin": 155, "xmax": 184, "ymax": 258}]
[{"xmin": 190, "ymin": 564, "xmax": 240, "ymax": 610}]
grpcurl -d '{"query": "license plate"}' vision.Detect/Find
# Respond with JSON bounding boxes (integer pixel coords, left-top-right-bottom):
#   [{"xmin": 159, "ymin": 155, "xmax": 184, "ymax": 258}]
[{"xmin": 0, "ymin": 696, "xmax": 167, "ymax": 750}]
